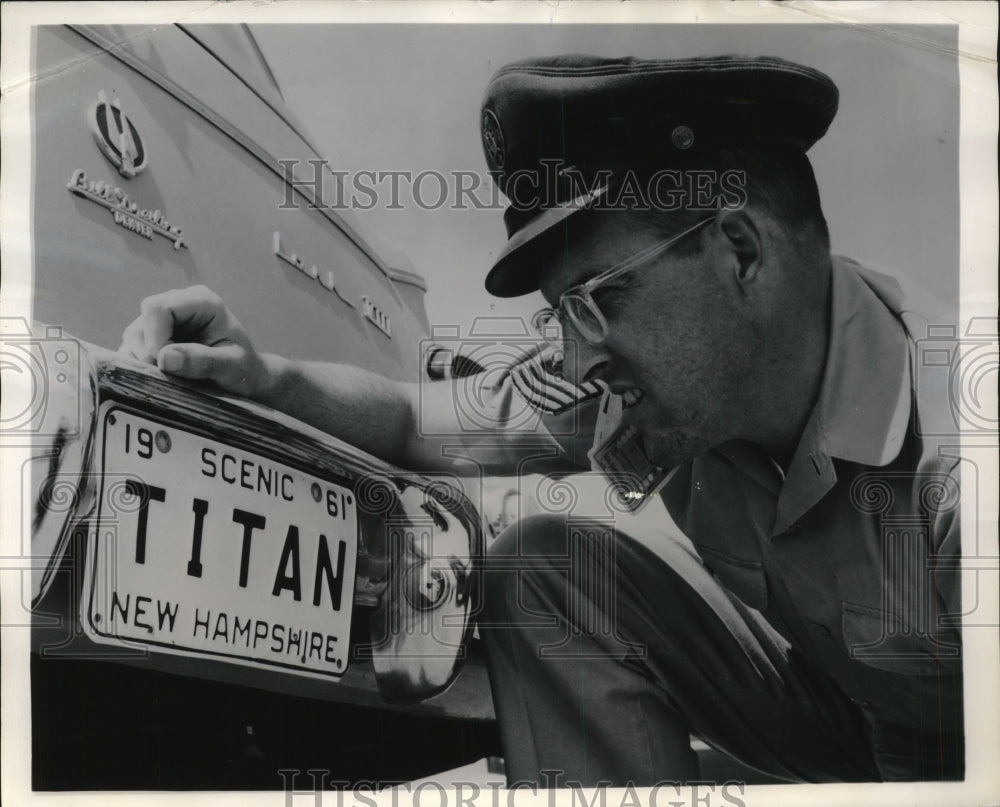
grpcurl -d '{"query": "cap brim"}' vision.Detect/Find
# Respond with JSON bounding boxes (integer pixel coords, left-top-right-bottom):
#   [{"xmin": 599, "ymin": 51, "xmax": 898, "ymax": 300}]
[{"xmin": 485, "ymin": 185, "xmax": 608, "ymax": 298}]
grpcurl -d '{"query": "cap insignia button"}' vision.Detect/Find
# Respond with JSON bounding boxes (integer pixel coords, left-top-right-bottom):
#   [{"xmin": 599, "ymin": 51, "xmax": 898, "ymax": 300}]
[
  {"xmin": 671, "ymin": 125, "xmax": 695, "ymax": 150},
  {"xmin": 482, "ymin": 109, "xmax": 506, "ymax": 171}
]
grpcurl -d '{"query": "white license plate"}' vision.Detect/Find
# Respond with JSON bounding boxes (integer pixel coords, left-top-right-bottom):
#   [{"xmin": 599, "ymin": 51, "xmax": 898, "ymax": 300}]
[{"xmin": 82, "ymin": 406, "xmax": 358, "ymax": 679}]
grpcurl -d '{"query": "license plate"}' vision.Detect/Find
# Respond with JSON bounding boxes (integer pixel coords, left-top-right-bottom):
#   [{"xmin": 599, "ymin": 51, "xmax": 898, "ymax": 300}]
[{"xmin": 82, "ymin": 406, "xmax": 358, "ymax": 679}]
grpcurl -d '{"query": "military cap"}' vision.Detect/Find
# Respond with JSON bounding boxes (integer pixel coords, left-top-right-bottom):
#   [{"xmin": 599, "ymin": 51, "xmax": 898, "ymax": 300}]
[{"xmin": 480, "ymin": 54, "xmax": 839, "ymax": 297}]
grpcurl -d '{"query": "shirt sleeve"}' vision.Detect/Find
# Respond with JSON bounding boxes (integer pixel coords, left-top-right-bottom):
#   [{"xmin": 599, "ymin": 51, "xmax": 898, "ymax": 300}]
[
  {"xmin": 421, "ymin": 344, "xmax": 601, "ymax": 476},
  {"xmin": 930, "ymin": 459, "xmax": 962, "ymax": 633}
]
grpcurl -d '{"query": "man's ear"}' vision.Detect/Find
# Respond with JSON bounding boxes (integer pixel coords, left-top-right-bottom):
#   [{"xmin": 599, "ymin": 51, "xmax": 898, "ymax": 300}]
[{"xmin": 717, "ymin": 209, "xmax": 763, "ymax": 294}]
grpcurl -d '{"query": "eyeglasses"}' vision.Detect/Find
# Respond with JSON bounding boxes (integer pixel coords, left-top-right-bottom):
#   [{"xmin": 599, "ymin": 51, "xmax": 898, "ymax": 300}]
[{"xmin": 533, "ymin": 216, "xmax": 715, "ymax": 346}]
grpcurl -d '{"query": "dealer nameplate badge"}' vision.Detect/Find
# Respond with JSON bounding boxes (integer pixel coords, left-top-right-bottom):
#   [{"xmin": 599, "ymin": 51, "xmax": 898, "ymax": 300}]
[{"xmin": 71, "ymin": 91, "xmax": 187, "ymax": 248}]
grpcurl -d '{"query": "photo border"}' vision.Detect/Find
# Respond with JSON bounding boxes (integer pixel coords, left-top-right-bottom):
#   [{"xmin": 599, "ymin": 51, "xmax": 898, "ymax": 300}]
[{"xmin": 2, "ymin": 3, "xmax": 997, "ymax": 807}]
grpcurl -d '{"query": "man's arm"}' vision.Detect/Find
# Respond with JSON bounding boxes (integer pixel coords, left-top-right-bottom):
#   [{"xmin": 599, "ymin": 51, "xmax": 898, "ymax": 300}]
[
  {"xmin": 255, "ymin": 353, "xmax": 422, "ymax": 468},
  {"xmin": 118, "ymin": 286, "xmax": 565, "ymax": 474}
]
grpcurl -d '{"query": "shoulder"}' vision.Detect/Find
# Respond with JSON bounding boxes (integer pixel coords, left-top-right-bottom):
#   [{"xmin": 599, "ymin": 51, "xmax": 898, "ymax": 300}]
[
  {"xmin": 831, "ymin": 254, "xmax": 956, "ymax": 332},
  {"xmin": 834, "ymin": 255, "xmax": 965, "ymax": 449}
]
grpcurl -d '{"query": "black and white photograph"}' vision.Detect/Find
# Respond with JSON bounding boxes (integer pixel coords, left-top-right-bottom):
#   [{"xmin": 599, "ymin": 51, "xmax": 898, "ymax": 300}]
[{"xmin": 1, "ymin": 3, "xmax": 997, "ymax": 806}]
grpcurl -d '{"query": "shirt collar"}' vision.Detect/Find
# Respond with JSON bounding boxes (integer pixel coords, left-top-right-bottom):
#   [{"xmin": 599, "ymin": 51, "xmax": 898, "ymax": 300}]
[{"xmin": 772, "ymin": 257, "xmax": 912, "ymax": 535}]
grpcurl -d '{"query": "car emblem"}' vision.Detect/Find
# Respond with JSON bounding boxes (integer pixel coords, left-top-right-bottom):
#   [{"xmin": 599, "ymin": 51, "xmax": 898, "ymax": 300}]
[{"xmin": 89, "ymin": 91, "xmax": 147, "ymax": 178}]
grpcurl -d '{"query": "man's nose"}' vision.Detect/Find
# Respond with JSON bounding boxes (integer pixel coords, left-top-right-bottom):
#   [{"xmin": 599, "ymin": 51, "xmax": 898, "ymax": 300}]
[{"xmin": 561, "ymin": 331, "xmax": 610, "ymax": 387}]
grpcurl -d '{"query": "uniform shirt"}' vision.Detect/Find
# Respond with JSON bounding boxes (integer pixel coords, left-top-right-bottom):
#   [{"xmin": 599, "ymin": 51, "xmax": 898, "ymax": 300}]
[
  {"xmin": 660, "ymin": 256, "xmax": 963, "ymax": 779},
  {"xmin": 453, "ymin": 255, "xmax": 963, "ymax": 779}
]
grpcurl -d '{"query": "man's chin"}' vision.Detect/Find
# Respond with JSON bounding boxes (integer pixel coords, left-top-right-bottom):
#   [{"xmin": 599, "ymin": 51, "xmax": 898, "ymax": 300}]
[{"xmin": 639, "ymin": 428, "xmax": 703, "ymax": 469}]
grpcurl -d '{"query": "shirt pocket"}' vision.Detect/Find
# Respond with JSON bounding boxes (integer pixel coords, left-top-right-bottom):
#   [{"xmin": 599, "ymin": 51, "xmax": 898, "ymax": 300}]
[
  {"xmin": 697, "ymin": 547, "xmax": 768, "ymax": 611},
  {"xmin": 841, "ymin": 601, "xmax": 961, "ymax": 676}
]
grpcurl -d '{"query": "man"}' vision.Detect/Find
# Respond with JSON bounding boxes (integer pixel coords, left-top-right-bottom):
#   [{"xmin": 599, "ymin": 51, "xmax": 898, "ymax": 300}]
[{"xmin": 119, "ymin": 55, "xmax": 962, "ymax": 785}]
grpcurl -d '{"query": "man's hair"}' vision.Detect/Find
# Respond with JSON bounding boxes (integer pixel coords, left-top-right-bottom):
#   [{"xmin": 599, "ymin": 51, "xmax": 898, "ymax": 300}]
[{"xmin": 636, "ymin": 142, "xmax": 831, "ymax": 257}]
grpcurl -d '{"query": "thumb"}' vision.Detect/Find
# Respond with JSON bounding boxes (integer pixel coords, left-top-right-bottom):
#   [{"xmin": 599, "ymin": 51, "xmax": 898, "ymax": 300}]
[{"xmin": 157, "ymin": 342, "xmax": 251, "ymax": 392}]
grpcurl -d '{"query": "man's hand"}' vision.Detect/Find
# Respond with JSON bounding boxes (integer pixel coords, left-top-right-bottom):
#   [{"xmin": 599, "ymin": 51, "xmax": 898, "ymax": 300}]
[
  {"xmin": 119, "ymin": 285, "xmax": 269, "ymax": 398},
  {"xmin": 117, "ymin": 285, "xmax": 547, "ymax": 475}
]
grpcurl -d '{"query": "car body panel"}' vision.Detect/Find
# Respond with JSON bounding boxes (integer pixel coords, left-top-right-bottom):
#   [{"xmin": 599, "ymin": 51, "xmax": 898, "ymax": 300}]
[
  {"xmin": 34, "ymin": 24, "xmax": 427, "ymax": 376},
  {"xmin": 27, "ymin": 25, "xmax": 496, "ymax": 789}
]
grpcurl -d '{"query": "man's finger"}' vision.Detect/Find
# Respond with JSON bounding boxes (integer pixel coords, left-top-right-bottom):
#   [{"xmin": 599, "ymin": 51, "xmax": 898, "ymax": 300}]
[
  {"xmin": 119, "ymin": 318, "xmax": 157, "ymax": 364},
  {"xmin": 156, "ymin": 342, "xmax": 248, "ymax": 391},
  {"xmin": 139, "ymin": 302, "xmax": 178, "ymax": 361},
  {"xmin": 139, "ymin": 286, "xmax": 225, "ymax": 357}
]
